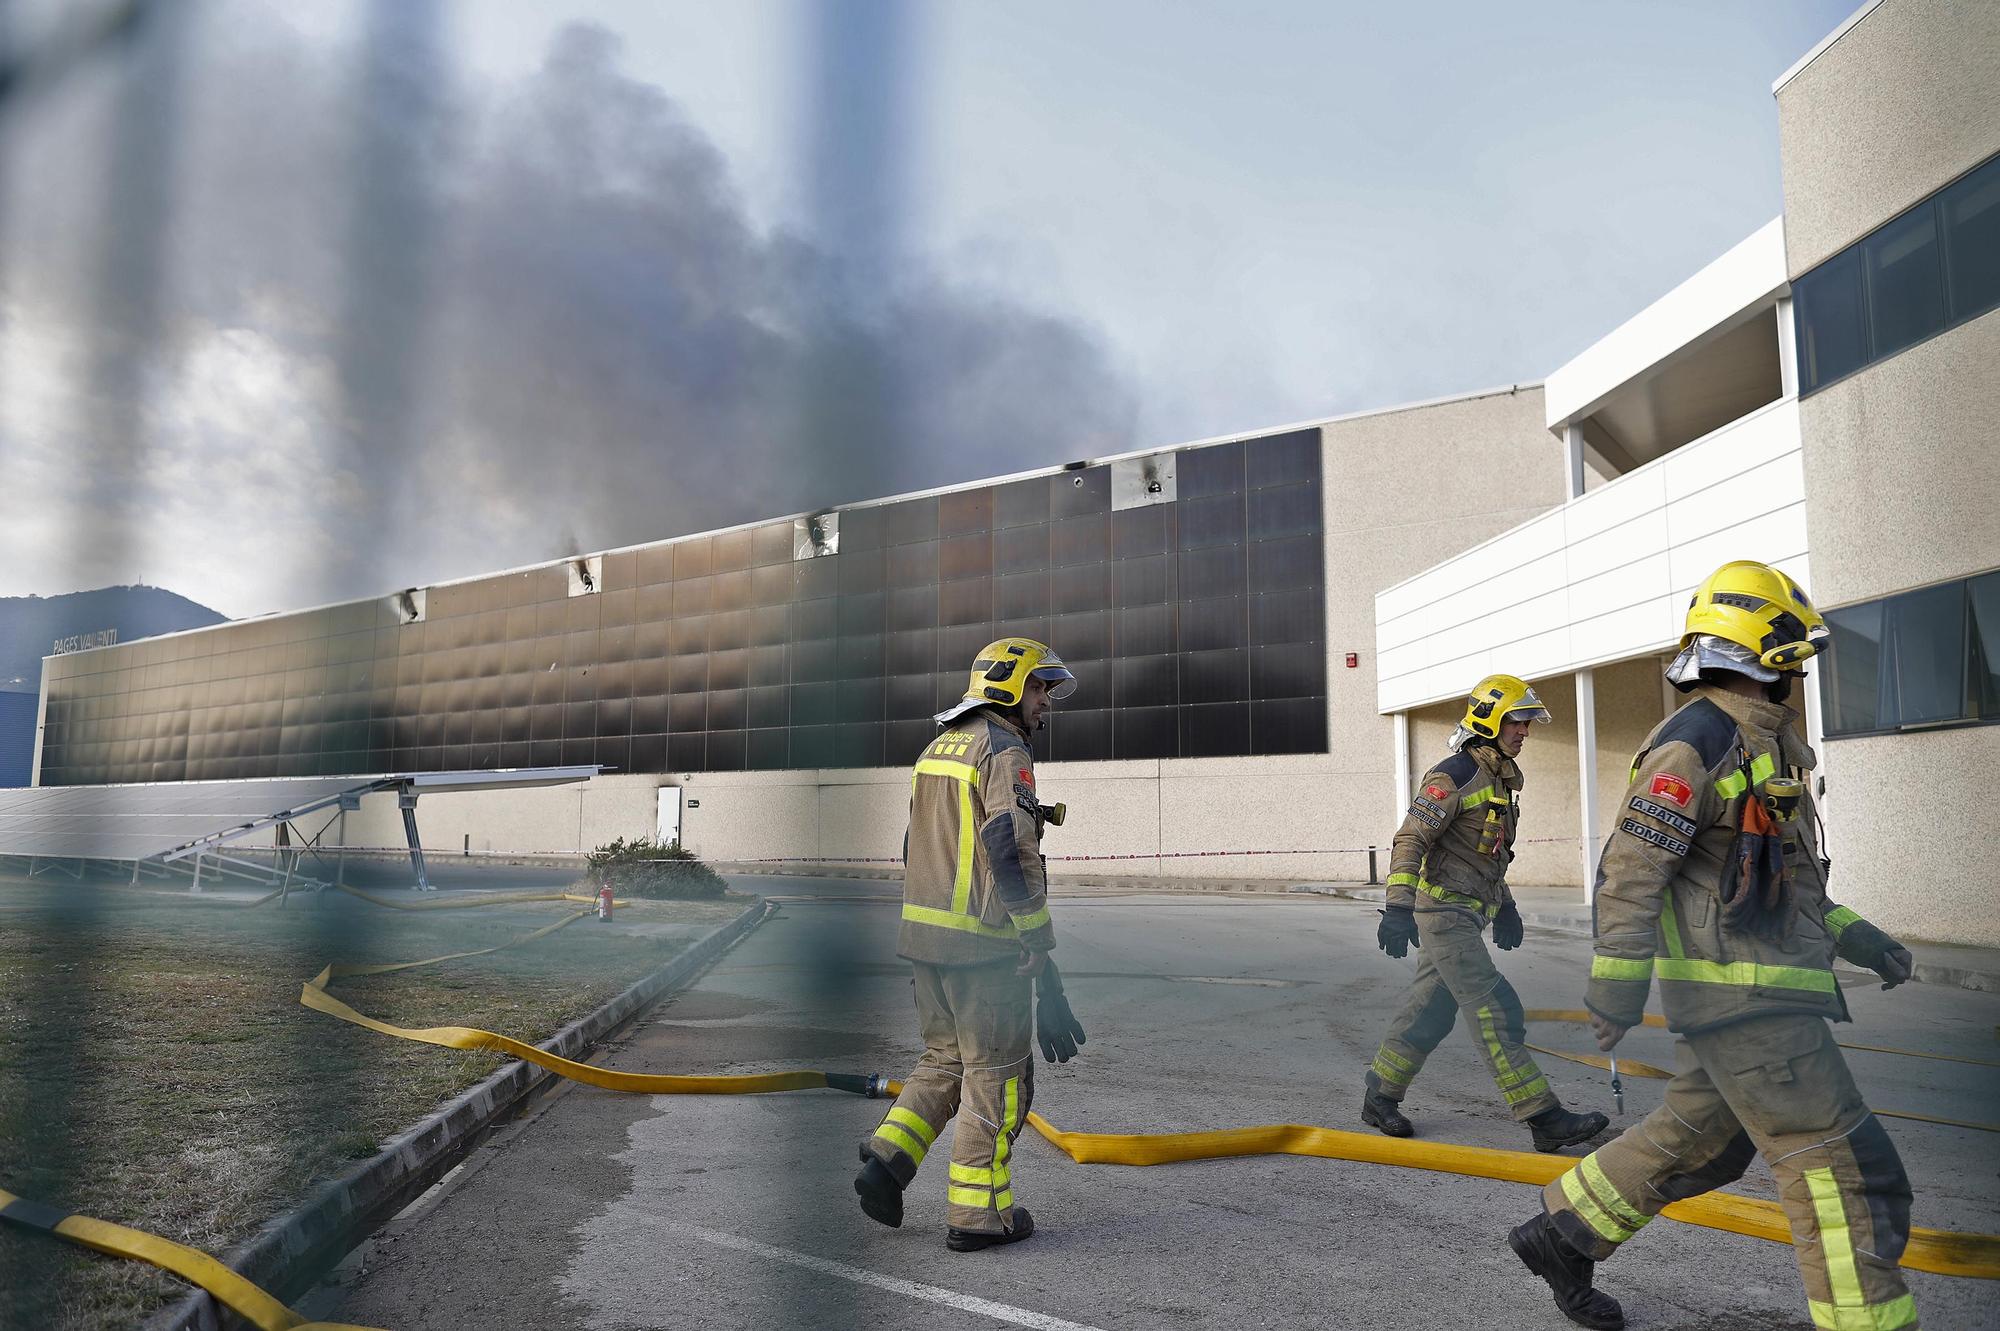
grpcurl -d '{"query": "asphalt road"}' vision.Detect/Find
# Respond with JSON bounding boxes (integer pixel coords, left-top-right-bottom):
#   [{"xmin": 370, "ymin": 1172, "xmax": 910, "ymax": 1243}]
[{"xmin": 311, "ymin": 877, "xmax": 2000, "ymax": 1331}]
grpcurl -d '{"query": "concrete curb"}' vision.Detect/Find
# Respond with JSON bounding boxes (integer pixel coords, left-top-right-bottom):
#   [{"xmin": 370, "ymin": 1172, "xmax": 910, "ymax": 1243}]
[
  {"xmin": 144, "ymin": 897, "xmax": 771, "ymax": 1331},
  {"xmin": 1287, "ymin": 884, "xmax": 2000, "ymax": 992}
]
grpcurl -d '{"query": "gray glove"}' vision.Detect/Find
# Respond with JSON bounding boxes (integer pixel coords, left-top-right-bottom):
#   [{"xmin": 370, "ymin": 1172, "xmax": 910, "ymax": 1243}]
[
  {"xmin": 1874, "ymin": 945, "xmax": 1914, "ymax": 990},
  {"xmin": 1036, "ymin": 961, "xmax": 1086, "ymax": 1064}
]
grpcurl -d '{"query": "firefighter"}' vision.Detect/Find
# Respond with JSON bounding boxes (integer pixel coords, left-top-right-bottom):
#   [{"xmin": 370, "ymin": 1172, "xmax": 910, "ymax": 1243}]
[
  {"xmin": 1363, "ymin": 674, "xmax": 1610, "ymax": 1152},
  {"xmin": 854, "ymin": 637, "xmax": 1086, "ymax": 1251},
  {"xmin": 1510, "ymin": 560, "xmax": 1919, "ymax": 1331}
]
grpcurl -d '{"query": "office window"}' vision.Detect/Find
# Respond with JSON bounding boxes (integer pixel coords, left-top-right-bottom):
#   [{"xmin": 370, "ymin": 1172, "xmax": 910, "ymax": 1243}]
[
  {"xmin": 1796, "ymin": 149, "xmax": 2000, "ymax": 395},
  {"xmin": 1942, "ymin": 154, "xmax": 2000, "ymax": 320},
  {"xmin": 1822, "ymin": 572, "xmax": 2000, "ymax": 736},
  {"xmin": 1863, "ymin": 207, "xmax": 1945, "ymax": 361}
]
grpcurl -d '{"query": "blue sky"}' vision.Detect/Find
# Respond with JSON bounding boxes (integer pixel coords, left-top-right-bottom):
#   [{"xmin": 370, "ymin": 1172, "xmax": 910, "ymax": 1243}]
[{"xmin": 0, "ymin": 1, "xmax": 1856, "ymax": 616}]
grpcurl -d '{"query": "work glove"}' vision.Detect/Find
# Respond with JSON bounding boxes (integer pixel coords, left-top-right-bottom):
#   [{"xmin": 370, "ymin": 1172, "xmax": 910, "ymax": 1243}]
[
  {"xmin": 1035, "ymin": 966, "xmax": 1086, "ymax": 1064},
  {"xmin": 1492, "ymin": 901, "xmax": 1524, "ymax": 951},
  {"xmin": 1873, "ymin": 944, "xmax": 1914, "ymax": 990},
  {"xmin": 1376, "ymin": 906, "xmax": 1419, "ymax": 959}
]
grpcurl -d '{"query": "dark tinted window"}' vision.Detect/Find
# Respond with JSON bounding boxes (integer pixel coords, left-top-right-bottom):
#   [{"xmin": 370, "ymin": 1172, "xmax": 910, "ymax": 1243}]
[
  {"xmin": 1796, "ymin": 149, "xmax": 2000, "ymax": 395},
  {"xmin": 1863, "ymin": 207, "xmax": 1945, "ymax": 361},
  {"xmin": 1823, "ymin": 574, "xmax": 2000, "ymax": 737},
  {"xmin": 1942, "ymin": 154, "xmax": 2000, "ymax": 321}
]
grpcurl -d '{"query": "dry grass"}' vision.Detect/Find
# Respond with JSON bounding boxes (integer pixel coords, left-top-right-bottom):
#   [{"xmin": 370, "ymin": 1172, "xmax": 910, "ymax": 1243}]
[{"xmin": 0, "ymin": 876, "xmax": 748, "ymax": 1330}]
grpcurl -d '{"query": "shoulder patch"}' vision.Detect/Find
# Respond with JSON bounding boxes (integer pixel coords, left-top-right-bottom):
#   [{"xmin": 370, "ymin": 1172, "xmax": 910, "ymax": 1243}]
[
  {"xmin": 1647, "ymin": 698, "xmax": 1739, "ymax": 772},
  {"xmin": 1432, "ymin": 751, "xmax": 1479, "ymax": 788},
  {"xmin": 1619, "ymin": 817, "xmax": 1690, "ymax": 858}
]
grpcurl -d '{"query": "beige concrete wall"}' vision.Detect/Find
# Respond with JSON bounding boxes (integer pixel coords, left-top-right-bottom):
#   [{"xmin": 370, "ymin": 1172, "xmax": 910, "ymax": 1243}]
[
  {"xmin": 1404, "ymin": 657, "xmax": 1672, "ymax": 892},
  {"xmin": 1796, "ymin": 312, "xmax": 2000, "ymax": 609},
  {"xmin": 1819, "ymin": 724, "xmax": 2000, "ymax": 948},
  {"xmin": 1325, "ymin": 385, "xmax": 1568, "ymax": 838},
  {"xmin": 1776, "ymin": 0, "xmax": 2000, "ymax": 274}
]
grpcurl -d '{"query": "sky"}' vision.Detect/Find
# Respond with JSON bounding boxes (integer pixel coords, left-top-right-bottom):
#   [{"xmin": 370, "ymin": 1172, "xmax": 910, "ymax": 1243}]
[{"xmin": 0, "ymin": 0, "xmax": 1856, "ymax": 619}]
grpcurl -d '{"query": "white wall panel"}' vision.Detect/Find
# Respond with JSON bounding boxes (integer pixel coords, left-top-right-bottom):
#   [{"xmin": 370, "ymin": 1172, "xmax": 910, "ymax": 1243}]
[
  {"xmin": 1565, "ymin": 467, "xmax": 1667, "ymax": 542},
  {"xmin": 1568, "ymin": 508, "xmax": 1669, "ymax": 582},
  {"xmin": 1378, "ymin": 404, "xmax": 1805, "ymax": 712},
  {"xmin": 1663, "ymin": 400, "xmax": 1800, "ymax": 500},
  {"xmin": 1568, "ymin": 551, "xmax": 1671, "ymax": 623}
]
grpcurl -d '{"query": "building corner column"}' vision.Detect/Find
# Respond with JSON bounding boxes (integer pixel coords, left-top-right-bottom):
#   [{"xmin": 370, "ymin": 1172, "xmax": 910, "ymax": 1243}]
[
  {"xmin": 1776, "ymin": 295, "xmax": 1799, "ymax": 399},
  {"xmin": 1392, "ymin": 711, "xmax": 1412, "ymax": 824},
  {"xmin": 1575, "ymin": 668, "xmax": 1599, "ymax": 902}
]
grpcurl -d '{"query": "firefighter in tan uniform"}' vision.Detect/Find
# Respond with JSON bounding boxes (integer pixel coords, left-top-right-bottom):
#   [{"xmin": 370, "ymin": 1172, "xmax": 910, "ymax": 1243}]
[
  {"xmin": 854, "ymin": 638, "xmax": 1085, "ymax": 1251},
  {"xmin": 1363, "ymin": 675, "xmax": 1610, "ymax": 1151},
  {"xmin": 1510, "ymin": 561, "xmax": 1919, "ymax": 1331}
]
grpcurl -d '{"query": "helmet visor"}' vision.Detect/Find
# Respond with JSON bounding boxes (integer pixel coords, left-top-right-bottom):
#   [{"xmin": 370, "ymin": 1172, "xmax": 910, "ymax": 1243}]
[
  {"xmin": 1030, "ymin": 652, "xmax": 1078, "ymax": 701},
  {"xmin": 1503, "ymin": 685, "xmax": 1551, "ymax": 724}
]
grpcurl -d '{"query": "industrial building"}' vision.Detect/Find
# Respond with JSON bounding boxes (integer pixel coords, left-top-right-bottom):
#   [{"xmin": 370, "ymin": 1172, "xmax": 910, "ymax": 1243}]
[{"xmin": 25, "ymin": 0, "xmax": 2000, "ymax": 945}]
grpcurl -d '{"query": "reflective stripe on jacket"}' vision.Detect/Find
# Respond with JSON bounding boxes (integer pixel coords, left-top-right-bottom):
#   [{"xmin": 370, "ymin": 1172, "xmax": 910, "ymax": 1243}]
[
  {"xmin": 897, "ymin": 709, "xmax": 1055, "ymax": 966},
  {"xmin": 1387, "ymin": 742, "xmax": 1522, "ymax": 919},
  {"xmin": 1586, "ymin": 685, "xmax": 1894, "ymax": 1035}
]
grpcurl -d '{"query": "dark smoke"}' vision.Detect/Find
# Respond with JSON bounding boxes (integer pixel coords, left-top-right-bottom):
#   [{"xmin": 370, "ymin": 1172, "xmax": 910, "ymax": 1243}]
[{"xmin": 0, "ymin": 7, "xmax": 1136, "ymax": 610}]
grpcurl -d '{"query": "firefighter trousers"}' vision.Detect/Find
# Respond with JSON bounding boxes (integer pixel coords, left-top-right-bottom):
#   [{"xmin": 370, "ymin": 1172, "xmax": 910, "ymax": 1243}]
[
  {"xmin": 1544, "ymin": 1012, "xmax": 1916, "ymax": 1331},
  {"xmin": 1369, "ymin": 906, "xmax": 1558, "ymax": 1119},
  {"xmin": 865, "ymin": 959, "xmax": 1033, "ymax": 1234}
]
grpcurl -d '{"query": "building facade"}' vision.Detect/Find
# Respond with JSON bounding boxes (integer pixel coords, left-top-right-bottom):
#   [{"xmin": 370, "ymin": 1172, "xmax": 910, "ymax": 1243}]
[
  {"xmin": 1377, "ymin": 0, "xmax": 2000, "ymax": 946},
  {"xmin": 35, "ymin": 388, "xmax": 1563, "ymax": 882},
  {"xmin": 32, "ymin": 0, "xmax": 1996, "ymax": 943}
]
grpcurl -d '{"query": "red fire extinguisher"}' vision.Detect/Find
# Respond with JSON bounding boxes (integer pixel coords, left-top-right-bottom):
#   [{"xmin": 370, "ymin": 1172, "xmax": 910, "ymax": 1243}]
[{"xmin": 597, "ymin": 886, "xmax": 614, "ymax": 921}]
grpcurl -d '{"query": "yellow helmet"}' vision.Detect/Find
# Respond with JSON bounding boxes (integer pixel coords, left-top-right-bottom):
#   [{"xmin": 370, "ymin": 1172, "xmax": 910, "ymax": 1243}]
[
  {"xmin": 1681, "ymin": 561, "xmax": 1828, "ymax": 671},
  {"xmin": 1460, "ymin": 673, "xmax": 1551, "ymax": 740},
  {"xmin": 934, "ymin": 637, "xmax": 1078, "ymax": 726}
]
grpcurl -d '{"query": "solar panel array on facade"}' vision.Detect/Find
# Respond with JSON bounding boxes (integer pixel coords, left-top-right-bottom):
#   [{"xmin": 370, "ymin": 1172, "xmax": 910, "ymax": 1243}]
[{"xmin": 36, "ymin": 429, "xmax": 1329, "ymax": 785}]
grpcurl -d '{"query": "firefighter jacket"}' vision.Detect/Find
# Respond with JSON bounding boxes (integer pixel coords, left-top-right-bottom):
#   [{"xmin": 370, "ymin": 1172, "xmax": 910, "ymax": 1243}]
[
  {"xmin": 1585, "ymin": 684, "xmax": 1901, "ymax": 1035},
  {"xmin": 897, "ymin": 708, "xmax": 1056, "ymax": 967},
  {"xmin": 1387, "ymin": 742, "xmax": 1522, "ymax": 920}
]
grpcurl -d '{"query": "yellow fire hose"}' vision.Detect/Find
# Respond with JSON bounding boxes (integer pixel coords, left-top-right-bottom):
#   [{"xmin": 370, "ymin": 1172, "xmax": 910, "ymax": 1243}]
[
  {"xmin": 9, "ymin": 906, "xmax": 1999, "ymax": 1331},
  {"xmin": 296, "ymin": 919, "xmax": 2000, "ymax": 1281},
  {"xmin": 0, "ymin": 1185, "xmax": 384, "ymax": 1331}
]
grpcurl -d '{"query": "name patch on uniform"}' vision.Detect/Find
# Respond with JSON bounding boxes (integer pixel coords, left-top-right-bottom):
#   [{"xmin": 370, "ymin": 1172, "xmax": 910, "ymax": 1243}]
[
  {"xmin": 1410, "ymin": 796, "xmax": 1446, "ymax": 829},
  {"xmin": 1628, "ymin": 797, "xmax": 1697, "ymax": 838},
  {"xmin": 1620, "ymin": 818, "xmax": 1690, "ymax": 857},
  {"xmin": 1649, "ymin": 773, "xmax": 1694, "ymax": 808}
]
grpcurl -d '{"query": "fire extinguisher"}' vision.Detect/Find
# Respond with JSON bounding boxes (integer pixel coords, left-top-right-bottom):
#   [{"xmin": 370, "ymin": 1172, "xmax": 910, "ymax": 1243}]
[{"xmin": 597, "ymin": 886, "xmax": 614, "ymax": 921}]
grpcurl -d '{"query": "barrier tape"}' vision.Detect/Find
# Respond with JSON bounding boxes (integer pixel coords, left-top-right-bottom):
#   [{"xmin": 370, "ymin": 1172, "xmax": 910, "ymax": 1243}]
[{"xmin": 738, "ymin": 837, "xmax": 1577, "ymax": 866}]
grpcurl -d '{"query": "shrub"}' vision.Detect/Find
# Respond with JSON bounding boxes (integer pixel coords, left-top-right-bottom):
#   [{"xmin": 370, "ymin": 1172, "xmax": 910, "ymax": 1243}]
[{"xmin": 584, "ymin": 836, "xmax": 728, "ymax": 899}]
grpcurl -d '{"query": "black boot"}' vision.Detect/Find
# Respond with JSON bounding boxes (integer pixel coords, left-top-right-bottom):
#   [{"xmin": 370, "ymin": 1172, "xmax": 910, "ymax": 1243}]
[
  {"xmin": 1508, "ymin": 1213, "xmax": 1624, "ymax": 1329},
  {"xmin": 1528, "ymin": 1104, "xmax": 1610, "ymax": 1153},
  {"xmin": 854, "ymin": 1146, "xmax": 904, "ymax": 1228},
  {"xmin": 1361, "ymin": 1070, "xmax": 1414, "ymax": 1138},
  {"xmin": 947, "ymin": 1206, "xmax": 1034, "ymax": 1252}
]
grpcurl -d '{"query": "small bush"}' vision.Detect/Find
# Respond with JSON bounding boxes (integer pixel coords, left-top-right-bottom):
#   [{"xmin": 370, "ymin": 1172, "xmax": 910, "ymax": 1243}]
[{"xmin": 585, "ymin": 836, "xmax": 728, "ymax": 899}]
